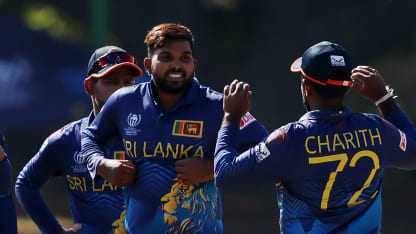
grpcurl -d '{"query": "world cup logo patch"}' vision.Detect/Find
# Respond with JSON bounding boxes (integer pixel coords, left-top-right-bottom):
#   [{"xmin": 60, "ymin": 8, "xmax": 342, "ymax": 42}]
[
  {"xmin": 127, "ymin": 113, "xmax": 141, "ymax": 127},
  {"xmin": 124, "ymin": 113, "xmax": 141, "ymax": 136},
  {"xmin": 72, "ymin": 151, "xmax": 88, "ymax": 172}
]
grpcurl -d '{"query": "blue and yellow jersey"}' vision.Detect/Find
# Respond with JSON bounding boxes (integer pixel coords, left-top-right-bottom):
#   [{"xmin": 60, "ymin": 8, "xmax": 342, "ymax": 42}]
[
  {"xmin": 81, "ymin": 78, "xmax": 269, "ymax": 233},
  {"xmin": 215, "ymin": 107, "xmax": 416, "ymax": 233},
  {"xmin": 0, "ymin": 130, "xmax": 17, "ymax": 234},
  {"xmin": 15, "ymin": 113, "xmax": 125, "ymax": 234}
]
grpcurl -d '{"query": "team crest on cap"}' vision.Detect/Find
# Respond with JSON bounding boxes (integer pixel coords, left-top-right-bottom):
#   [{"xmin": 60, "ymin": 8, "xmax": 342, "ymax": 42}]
[
  {"xmin": 125, "ymin": 113, "xmax": 141, "ymax": 136},
  {"xmin": 330, "ymin": 55, "xmax": 345, "ymax": 67},
  {"xmin": 172, "ymin": 120, "xmax": 203, "ymax": 138}
]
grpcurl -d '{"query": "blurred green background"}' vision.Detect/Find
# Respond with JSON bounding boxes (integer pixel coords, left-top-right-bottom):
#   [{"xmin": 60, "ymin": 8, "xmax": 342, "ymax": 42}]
[{"xmin": 0, "ymin": 0, "xmax": 415, "ymax": 233}]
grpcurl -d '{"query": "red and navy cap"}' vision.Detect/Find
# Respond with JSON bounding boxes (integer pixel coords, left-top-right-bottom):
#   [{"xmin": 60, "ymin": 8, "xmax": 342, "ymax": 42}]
[
  {"xmin": 86, "ymin": 45, "xmax": 143, "ymax": 80},
  {"xmin": 290, "ymin": 41, "xmax": 352, "ymax": 87}
]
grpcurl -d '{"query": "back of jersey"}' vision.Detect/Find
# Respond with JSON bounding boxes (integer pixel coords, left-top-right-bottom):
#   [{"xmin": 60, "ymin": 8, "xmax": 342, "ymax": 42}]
[{"xmin": 274, "ymin": 109, "xmax": 410, "ymax": 233}]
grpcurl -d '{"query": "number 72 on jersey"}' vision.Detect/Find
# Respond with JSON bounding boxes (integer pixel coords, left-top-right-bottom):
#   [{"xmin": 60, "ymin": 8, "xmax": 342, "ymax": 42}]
[{"xmin": 309, "ymin": 150, "xmax": 380, "ymax": 210}]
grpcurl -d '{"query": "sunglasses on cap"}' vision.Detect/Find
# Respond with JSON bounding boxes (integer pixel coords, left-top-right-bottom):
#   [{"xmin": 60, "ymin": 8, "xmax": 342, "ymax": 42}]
[{"xmin": 88, "ymin": 51, "xmax": 137, "ymax": 76}]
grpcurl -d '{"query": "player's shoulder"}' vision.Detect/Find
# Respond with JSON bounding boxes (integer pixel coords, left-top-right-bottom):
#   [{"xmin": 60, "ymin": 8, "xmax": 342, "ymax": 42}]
[
  {"xmin": 44, "ymin": 117, "xmax": 86, "ymax": 147},
  {"xmin": 102, "ymin": 83, "xmax": 148, "ymax": 111},
  {"xmin": 195, "ymin": 78, "xmax": 223, "ymax": 101},
  {"xmin": 266, "ymin": 121, "xmax": 308, "ymax": 144},
  {"xmin": 113, "ymin": 82, "xmax": 145, "ymax": 98},
  {"xmin": 270, "ymin": 122, "xmax": 297, "ymax": 138},
  {"xmin": 350, "ymin": 111, "xmax": 391, "ymax": 128},
  {"xmin": 196, "ymin": 83, "xmax": 223, "ymax": 113}
]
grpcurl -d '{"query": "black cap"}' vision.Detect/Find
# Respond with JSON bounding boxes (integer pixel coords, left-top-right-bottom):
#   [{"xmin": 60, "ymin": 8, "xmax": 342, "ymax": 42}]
[
  {"xmin": 290, "ymin": 41, "xmax": 352, "ymax": 87},
  {"xmin": 86, "ymin": 45, "xmax": 143, "ymax": 80}
]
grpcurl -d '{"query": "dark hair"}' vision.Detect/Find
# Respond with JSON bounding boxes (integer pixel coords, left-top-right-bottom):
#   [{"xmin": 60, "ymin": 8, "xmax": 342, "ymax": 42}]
[
  {"xmin": 304, "ymin": 70, "xmax": 349, "ymax": 98},
  {"xmin": 144, "ymin": 23, "xmax": 195, "ymax": 56}
]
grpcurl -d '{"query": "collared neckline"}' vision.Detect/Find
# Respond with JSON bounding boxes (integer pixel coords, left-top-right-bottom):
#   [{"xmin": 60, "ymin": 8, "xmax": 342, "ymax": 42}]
[
  {"xmin": 299, "ymin": 106, "xmax": 352, "ymax": 122},
  {"xmin": 145, "ymin": 77, "xmax": 201, "ymax": 112},
  {"xmin": 87, "ymin": 111, "xmax": 95, "ymax": 125}
]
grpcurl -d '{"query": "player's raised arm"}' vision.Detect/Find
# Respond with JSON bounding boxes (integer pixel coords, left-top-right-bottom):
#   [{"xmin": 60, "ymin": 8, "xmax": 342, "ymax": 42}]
[
  {"xmin": 351, "ymin": 65, "xmax": 416, "ymax": 139},
  {"xmin": 214, "ymin": 80, "xmax": 279, "ymax": 187},
  {"xmin": 352, "ymin": 65, "xmax": 416, "ymax": 169},
  {"xmin": 177, "ymin": 80, "xmax": 268, "ymax": 186}
]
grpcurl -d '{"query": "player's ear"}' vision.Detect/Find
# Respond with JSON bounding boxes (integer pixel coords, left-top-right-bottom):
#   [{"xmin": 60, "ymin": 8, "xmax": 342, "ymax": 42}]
[
  {"xmin": 144, "ymin": 58, "xmax": 152, "ymax": 75},
  {"xmin": 84, "ymin": 78, "xmax": 94, "ymax": 95},
  {"xmin": 193, "ymin": 59, "xmax": 197, "ymax": 77}
]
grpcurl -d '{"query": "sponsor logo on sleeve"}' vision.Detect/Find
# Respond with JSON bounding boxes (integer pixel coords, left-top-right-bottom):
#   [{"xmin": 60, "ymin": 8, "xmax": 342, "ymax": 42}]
[
  {"xmin": 330, "ymin": 55, "xmax": 346, "ymax": 67},
  {"xmin": 254, "ymin": 142, "xmax": 271, "ymax": 163},
  {"xmin": 124, "ymin": 113, "xmax": 141, "ymax": 136},
  {"xmin": 172, "ymin": 120, "xmax": 203, "ymax": 138},
  {"xmin": 240, "ymin": 112, "xmax": 256, "ymax": 130},
  {"xmin": 399, "ymin": 129, "xmax": 407, "ymax": 152}
]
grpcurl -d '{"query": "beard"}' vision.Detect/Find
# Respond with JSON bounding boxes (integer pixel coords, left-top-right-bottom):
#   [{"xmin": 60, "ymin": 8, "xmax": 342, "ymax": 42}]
[{"xmin": 152, "ymin": 68, "xmax": 194, "ymax": 94}]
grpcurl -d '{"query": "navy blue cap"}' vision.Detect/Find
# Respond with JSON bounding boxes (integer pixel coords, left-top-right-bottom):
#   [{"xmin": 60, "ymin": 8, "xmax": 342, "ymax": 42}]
[
  {"xmin": 291, "ymin": 41, "xmax": 352, "ymax": 87},
  {"xmin": 86, "ymin": 45, "xmax": 143, "ymax": 80}
]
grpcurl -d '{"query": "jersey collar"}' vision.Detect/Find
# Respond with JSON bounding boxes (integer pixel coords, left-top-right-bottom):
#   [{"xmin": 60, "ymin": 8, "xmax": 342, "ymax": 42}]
[
  {"xmin": 299, "ymin": 106, "xmax": 352, "ymax": 122},
  {"xmin": 87, "ymin": 111, "xmax": 95, "ymax": 125},
  {"xmin": 145, "ymin": 77, "xmax": 201, "ymax": 112}
]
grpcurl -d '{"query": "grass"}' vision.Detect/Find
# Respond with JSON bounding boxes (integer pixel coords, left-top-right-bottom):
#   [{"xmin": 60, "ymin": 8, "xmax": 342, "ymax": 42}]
[{"xmin": 17, "ymin": 215, "xmax": 73, "ymax": 234}]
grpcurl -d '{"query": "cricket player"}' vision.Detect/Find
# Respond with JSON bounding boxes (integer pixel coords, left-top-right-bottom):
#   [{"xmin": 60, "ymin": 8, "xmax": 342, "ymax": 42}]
[
  {"xmin": 0, "ymin": 130, "xmax": 17, "ymax": 234},
  {"xmin": 214, "ymin": 41, "xmax": 416, "ymax": 233},
  {"xmin": 15, "ymin": 46, "xmax": 144, "ymax": 234},
  {"xmin": 81, "ymin": 23, "xmax": 269, "ymax": 233}
]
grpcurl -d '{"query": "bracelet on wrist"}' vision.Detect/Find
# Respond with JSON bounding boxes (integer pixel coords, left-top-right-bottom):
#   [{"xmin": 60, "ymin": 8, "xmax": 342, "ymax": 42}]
[{"xmin": 375, "ymin": 85, "xmax": 397, "ymax": 106}]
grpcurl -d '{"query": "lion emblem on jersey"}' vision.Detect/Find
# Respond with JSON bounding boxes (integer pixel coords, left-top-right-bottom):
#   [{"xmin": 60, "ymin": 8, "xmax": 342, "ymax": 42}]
[
  {"xmin": 111, "ymin": 209, "xmax": 126, "ymax": 234},
  {"xmin": 161, "ymin": 179, "xmax": 218, "ymax": 233}
]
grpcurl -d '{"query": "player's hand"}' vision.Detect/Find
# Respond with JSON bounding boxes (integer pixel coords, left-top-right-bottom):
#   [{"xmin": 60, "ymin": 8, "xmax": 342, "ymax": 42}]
[
  {"xmin": 223, "ymin": 79, "xmax": 252, "ymax": 127},
  {"xmin": 58, "ymin": 223, "xmax": 82, "ymax": 233},
  {"xmin": 97, "ymin": 159, "xmax": 136, "ymax": 186},
  {"xmin": 175, "ymin": 159, "xmax": 214, "ymax": 185},
  {"xmin": 351, "ymin": 66, "xmax": 388, "ymax": 102}
]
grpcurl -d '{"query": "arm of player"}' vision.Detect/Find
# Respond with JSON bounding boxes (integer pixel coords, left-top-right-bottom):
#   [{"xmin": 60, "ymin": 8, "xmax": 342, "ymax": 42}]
[
  {"xmin": 351, "ymin": 66, "xmax": 416, "ymax": 139},
  {"xmin": 15, "ymin": 135, "xmax": 74, "ymax": 234},
  {"xmin": 378, "ymin": 119, "xmax": 416, "ymax": 170},
  {"xmin": 214, "ymin": 80, "xmax": 288, "ymax": 187},
  {"xmin": 235, "ymin": 112, "xmax": 269, "ymax": 151},
  {"xmin": 81, "ymin": 93, "xmax": 136, "ymax": 185},
  {"xmin": 0, "ymin": 145, "xmax": 12, "ymax": 195},
  {"xmin": 174, "ymin": 79, "xmax": 269, "ymax": 186},
  {"xmin": 215, "ymin": 126, "xmax": 290, "ymax": 187}
]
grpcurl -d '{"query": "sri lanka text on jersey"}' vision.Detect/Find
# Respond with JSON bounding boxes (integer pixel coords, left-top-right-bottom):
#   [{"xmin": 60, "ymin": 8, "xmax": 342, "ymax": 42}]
[{"xmin": 123, "ymin": 139, "xmax": 205, "ymax": 159}]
